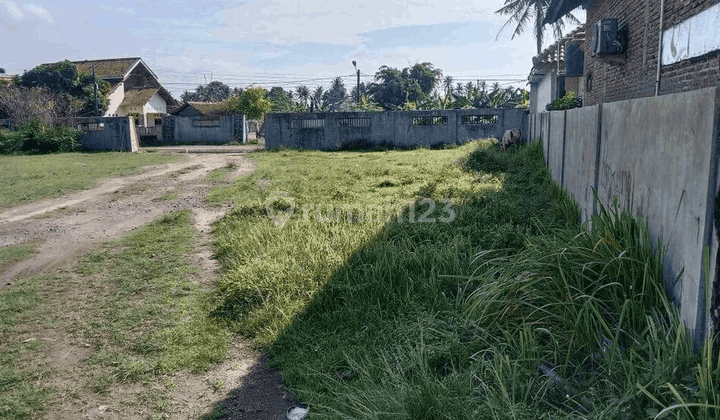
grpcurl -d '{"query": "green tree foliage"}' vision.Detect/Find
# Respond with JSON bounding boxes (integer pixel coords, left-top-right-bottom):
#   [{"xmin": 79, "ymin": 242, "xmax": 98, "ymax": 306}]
[
  {"xmin": 344, "ymin": 94, "xmax": 382, "ymax": 112},
  {"xmin": 322, "ymin": 77, "xmax": 347, "ymax": 112},
  {"xmin": 225, "ymin": 86, "xmax": 272, "ymax": 120},
  {"xmin": 349, "ymin": 82, "xmax": 367, "ymax": 104},
  {"xmin": 295, "ymin": 85, "xmax": 311, "ymax": 109},
  {"xmin": 180, "ymin": 80, "xmax": 231, "ymax": 102},
  {"xmin": 310, "ymin": 86, "xmax": 326, "ymax": 112},
  {"xmin": 367, "ymin": 62, "xmax": 442, "ymax": 110},
  {"xmin": 268, "ymin": 86, "xmax": 295, "ymax": 112},
  {"xmin": 366, "ymin": 66, "xmax": 405, "ymax": 110},
  {"xmin": 495, "ymin": 0, "xmax": 581, "ymax": 54},
  {"xmin": 19, "ymin": 60, "xmax": 110, "ymax": 117},
  {"xmin": 442, "ymin": 80, "xmax": 528, "ymax": 110},
  {"xmin": 545, "ymin": 90, "xmax": 580, "ymax": 110}
]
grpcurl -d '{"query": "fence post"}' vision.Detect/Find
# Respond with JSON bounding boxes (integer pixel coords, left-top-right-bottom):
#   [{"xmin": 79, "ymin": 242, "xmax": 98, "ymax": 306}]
[{"xmin": 242, "ymin": 114, "xmax": 247, "ymax": 144}]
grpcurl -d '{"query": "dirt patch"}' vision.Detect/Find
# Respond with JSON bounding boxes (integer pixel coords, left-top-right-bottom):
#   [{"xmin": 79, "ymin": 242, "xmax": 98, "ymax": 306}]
[
  {"xmin": 0, "ymin": 150, "xmax": 304, "ymax": 419},
  {"xmin": 0, "ymin": 153, "xmax": 251, "ymax": 288}
]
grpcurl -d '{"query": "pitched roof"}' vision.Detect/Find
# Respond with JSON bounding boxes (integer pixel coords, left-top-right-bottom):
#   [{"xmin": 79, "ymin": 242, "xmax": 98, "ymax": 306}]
[
  {"xmin": 119, "ymin": 87, "xmax": 177, "ymax": 109},
  {"xmin": 170, "ymin": 101, "xmax": 232, "ymax": 116},
  {"xmin": 529, "ymin": 26, "xmax": 586, "ymax": 81},
  {"xmin": 72, "ymin": 57, "xmax": 144, "ymax": 81},
  {"xmin": 120, "ymin": 88, "xmax": 159, "ymax": 107},
  {"xmin": 188, "ymin": 101, "xmax": 228, "ymax": 114}
]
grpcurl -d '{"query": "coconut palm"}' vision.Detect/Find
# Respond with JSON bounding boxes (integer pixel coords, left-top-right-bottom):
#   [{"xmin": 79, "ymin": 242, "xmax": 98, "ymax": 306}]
[
  {"xmin": 495, "ymin": 0, "xmax": 581, "ymax": 54},
  {"xmin": 295, "ymin": 85, "xmax": 310, "ymax": 108},
  {"xmin": 442, "ymin": 75, "xmax": 454, "ymax": 97},
  {"xmin": 310, "ymin": 86, "xmax": 325, "ymax": 112}
]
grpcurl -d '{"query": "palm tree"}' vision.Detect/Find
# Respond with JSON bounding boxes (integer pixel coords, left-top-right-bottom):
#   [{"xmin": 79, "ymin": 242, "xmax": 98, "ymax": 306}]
[
  {"xmin": 442, "ymin": 75, "xmax": 454, "ymax": 97},
  {"xmin": 295, "ymin": 85, "xmax": 310, "ymax": 108},
  {"xmin": 310, "ymin": 86, "xmax": 325, "ymax": 111},
  {"xmin": 495, "ymin": 0, "xmax": 580, "ymax": 54}
]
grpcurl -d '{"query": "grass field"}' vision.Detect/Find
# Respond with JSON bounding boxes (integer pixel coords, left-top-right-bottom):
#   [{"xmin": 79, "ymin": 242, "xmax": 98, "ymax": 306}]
[
  {"xmin": 208, "ymin": 141, "xmax": 717, "ymax": 419},
  {"xmin": 0, "ymin": 152, "xmax": 178, "ymax": 208}
]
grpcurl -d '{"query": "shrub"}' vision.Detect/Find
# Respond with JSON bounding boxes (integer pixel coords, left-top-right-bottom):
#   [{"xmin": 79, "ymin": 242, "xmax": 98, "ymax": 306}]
[
  {"xmin": 0, "ymin": 129, "xmax": 24, "ymax": 154},
  {"xmin": 0, "ymin": 120, "xmax": 81, "ymax": 154},
  {"xmin": 546, "ymin": 91, "xmax": 582, "ymax": 111}
]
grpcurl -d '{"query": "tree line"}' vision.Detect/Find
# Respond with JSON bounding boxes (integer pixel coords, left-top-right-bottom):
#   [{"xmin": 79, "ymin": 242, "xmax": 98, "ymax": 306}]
[
  {"xmin": 180, "ymin": 62, "xmax": 529, "ymax": 120},
  {"xmin": 0, "ymin": 60, "xmax": 110, "ymax": 127}
]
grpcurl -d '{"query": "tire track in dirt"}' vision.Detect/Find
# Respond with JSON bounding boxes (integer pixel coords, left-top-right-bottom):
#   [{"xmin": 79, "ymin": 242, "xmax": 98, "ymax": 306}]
[
  {"xmin": 1, "ymin": 149, "xmax": 306, "ymax": 420},
  {"xmin": 0, "ymin": 153, "xmax": 255, "ymax": 289}
]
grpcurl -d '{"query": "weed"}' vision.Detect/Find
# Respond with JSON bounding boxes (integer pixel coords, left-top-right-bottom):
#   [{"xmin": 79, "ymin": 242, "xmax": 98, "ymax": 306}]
[{"xmin": 206, "ymin": 140, "xmax": 714, "ymax": 418}]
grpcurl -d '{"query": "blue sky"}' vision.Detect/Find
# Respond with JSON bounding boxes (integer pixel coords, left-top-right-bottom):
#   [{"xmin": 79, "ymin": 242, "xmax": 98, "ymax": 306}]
[{"xmin": 1, "ymin": 0, "xmax": 584, "ymax": 98}]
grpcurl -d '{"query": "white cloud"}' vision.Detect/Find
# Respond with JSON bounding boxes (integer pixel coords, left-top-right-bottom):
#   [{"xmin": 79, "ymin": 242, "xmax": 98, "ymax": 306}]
[
  {"xmin": 100, "ymin": 5, "xmax": 136, "ymax": 16},
  {"xmin": 206, "ymin": 0, "xmax": 510, "ymax": 46},
  {"xmin": 0, "ymin": 0, "xmax": 24, "ymax": 20},
  {"xmin": 23, "ymin": 3, "xmax": 52, "ymax": 23}
]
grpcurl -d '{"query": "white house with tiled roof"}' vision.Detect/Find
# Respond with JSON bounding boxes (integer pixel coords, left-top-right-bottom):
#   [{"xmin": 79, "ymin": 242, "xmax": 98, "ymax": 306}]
[{"xmin": 63, "ymin": 57, "xmax": 177, "ymax": 128}]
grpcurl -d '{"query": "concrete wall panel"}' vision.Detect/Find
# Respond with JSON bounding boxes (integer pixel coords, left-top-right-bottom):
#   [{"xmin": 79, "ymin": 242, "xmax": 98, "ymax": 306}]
[
  {"xmin": 598, "ymin": 87, "xmax": 720, "ymax": 342},
  {"xmin": 77, "ymin": 116, "xmax": 137, "ymax": 152},
  {"xmin": 173, "ymin": 115, "xmax": 238, "ymax": 144},
  {"xmin": 563, "ymin": 105, "xmax": 600, "ymax": 222},
  {"xmin": 540, "ymin": 112, "xmax": 550, "ymax": 166},
  {"xmin": 548, "ymin": 111, "xmax": 566, "ymax": 184}
]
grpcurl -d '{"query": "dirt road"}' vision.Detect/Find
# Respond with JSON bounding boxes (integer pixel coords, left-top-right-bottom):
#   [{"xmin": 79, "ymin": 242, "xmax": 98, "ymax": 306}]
[
  {"xmin": 0, "ymin": 152, "xmax": 254, "ymax": 288},
  {"xmin": 0, "ymin": 150, "xmax": 304, "ymax": 419}
]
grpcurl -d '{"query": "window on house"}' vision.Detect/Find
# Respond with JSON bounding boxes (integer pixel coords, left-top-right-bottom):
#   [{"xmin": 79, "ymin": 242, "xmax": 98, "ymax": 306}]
[{"xmin": 154, "ymin": 118, "xmax": 162, "ymax": 126}]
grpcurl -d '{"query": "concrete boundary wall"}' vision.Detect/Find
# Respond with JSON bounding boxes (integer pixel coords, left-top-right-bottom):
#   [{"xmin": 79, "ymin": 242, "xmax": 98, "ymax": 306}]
[
  {"xmin": 264, "ymin": 109, "xmax": 529, "ymax": 150},
  {"xmin": 75, "ymin": 116, "xmax": 139, "ymax": 152},
  {"xmin": 532, "ymin": 87, "xmax": 720, "ymax": 346},
  {"xmin": 548, "ymin": 111, "xmax": 566, "ymax": 185},
  {"xmin": 164, "ymin": 115, "xmax": 246, "ymax": 145},
  {"xmin": 563, "ymin": 105, "xmax": 601, "ymax": 223}
]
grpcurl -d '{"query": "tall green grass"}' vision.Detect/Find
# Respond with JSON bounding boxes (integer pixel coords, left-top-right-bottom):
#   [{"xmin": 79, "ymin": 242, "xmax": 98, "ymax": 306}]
[
  {"xmin": 210, "ymin": 140, "xmax": 717, "ymax": 419},
  {"xmin": 208, "ymin": 143, "xmax": 498, "ymax": 344}
]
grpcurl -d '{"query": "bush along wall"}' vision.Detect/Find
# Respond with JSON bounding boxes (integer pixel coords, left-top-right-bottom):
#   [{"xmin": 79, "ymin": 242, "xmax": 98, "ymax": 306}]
[
  {"xmin": 0, "ymin": 120, "xmax": 81, "ymax": 154},
  {"xmin": 546, "ymin": 91, "xmax": 582, "ymax": 111}
]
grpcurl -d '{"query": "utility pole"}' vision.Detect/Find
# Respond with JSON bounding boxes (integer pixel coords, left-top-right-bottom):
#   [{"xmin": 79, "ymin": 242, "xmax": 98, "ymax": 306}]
[
  {"xmin": 352, "ymin": 61, "xmax": 360, "ymax": 104},
  {"xmin": 93, "ymin": 65, "xmax": 98, "ymax": 117}
]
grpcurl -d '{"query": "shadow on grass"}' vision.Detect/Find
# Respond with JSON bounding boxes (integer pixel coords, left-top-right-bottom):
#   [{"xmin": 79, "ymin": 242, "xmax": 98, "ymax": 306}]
[{"xmin": 200, "ymin": 141, "xmax": 591, "ymax": 419}]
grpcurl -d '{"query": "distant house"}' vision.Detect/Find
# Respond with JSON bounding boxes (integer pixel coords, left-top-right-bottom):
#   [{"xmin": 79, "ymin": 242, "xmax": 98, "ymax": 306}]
[
  {"xmin": 543, "ymin": 0, "xmax": 720, "ymax": 106},
  {"xmin": 528, "ymin": 27, "xmax": 586, "ymax": 113},
  {"xmin": 66, "ymin": 57, "xmax": 177, "ymax": 128}
]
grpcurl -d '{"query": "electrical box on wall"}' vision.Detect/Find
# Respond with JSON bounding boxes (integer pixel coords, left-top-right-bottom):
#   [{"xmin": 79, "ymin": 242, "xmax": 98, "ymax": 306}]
[{"xmin": 592, "ymin": 19, "xmax": 627, "ymax": 55}]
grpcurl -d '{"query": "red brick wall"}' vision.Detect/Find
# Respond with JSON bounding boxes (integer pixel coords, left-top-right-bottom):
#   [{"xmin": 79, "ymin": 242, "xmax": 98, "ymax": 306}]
[{"xmin": 583, "ymin": 0, "xmax": 720, "ymax": 105}]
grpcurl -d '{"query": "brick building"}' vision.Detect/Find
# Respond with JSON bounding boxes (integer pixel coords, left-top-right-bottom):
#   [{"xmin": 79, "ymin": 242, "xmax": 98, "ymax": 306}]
[{"xmin": 544, "ymin": 0, "xmax": 720, "ymax": 106}]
